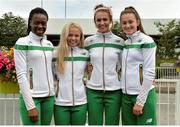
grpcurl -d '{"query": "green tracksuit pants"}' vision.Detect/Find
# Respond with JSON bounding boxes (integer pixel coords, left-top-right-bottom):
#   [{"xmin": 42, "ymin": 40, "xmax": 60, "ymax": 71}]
[
  {"xmin": 87, "ymin": 88, "xmax": 122, "ymax": 125},
  {"xmin": 54, "ymin": 104, "xmax": 87, "ymax": 125},
  {"xmin": 19, "ymin": 95, "xmax": 54, "ymax": 125},
  {"xmin": 122, "ymin": 88, "xmax": 157, "ymax": 125}
]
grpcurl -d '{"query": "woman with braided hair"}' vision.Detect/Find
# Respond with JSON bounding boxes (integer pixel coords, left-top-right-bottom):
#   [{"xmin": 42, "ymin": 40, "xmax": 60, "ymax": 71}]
[{"xmin": 14, "ymin": 7, "xmax": 55, "ymax": 125}]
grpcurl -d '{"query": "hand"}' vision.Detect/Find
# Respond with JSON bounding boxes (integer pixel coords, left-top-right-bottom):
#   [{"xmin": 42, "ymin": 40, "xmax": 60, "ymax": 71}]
[
  {"xmin": 86, "ymin": 64, "xmax": 93, "ymax": 80},
  {"xmin": 28, "ymin": 108, "xmax": 38, "ymax": 122},
  {"xmin": 133, "ymin": 104, "xmax": 143, "ymax": 116},
  {"xmin": 87, "ymin": 64, "xmax": 93, "ymax": 73}
]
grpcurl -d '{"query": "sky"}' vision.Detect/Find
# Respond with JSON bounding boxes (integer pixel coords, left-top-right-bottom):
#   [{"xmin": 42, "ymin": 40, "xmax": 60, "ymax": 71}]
[{"xmin": 0, "ymin": 0, "xmax": 180, "ymax": 19}]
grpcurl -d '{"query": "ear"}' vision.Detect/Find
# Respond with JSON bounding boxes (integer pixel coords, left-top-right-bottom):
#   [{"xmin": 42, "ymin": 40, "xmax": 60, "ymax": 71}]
[
  {"xmin": 137, "ymin": 19, "xmax": 140, "ymax": 26},
  {"xmin": 29, "ymin": 20, "xmax": 33, "ymax": 27}
]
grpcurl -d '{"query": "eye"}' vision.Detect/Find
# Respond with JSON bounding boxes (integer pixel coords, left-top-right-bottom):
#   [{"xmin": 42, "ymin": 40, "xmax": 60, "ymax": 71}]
[
  {"xmin": 96, "ymin": 19, "xmax": 101, "ymax": 22},
  {"xmin": 75, "ymin": 35, "xmax": 80, "ymax": 37},
  {"xmin": 68, "ymin": 34, "xmax": 73, "ymax": 37},
  {"xmin": 102, "ymin": 18, "xmax": 108, "ymax": 21},
  {"xmin": 122, "ymin": 21, "xmax": 127, "ymax": 25},
  {"xmin": 128, "ymin": 20, "xmax": 133, "ymax": 24}
]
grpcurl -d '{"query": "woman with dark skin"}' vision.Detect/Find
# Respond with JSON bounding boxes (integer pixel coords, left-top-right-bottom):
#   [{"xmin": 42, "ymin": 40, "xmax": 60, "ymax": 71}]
[{"xmin": 14, "ymin": 7, "xmax": 55, "ymax": 125}]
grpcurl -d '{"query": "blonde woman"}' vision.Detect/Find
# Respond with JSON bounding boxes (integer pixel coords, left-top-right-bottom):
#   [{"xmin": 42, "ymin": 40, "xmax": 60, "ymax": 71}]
[{"xmin": 54, "ymin": 22, "xmax": 89, "ymax": 125}]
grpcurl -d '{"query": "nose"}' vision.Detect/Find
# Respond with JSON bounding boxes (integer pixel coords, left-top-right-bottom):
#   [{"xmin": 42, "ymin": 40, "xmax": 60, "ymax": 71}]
[
  {"xmin": 71, "ymin": 35, "xmax": 76, "ymax": 40},
  {"xmin": 100, "ymin": 20, "xmax": 105, "ymax": 25},
  {"xmin": 37, "ymin": 23, "xmax": 43, "ymax": 28},
  {"xmin": 125, "ymin": 23, "xmax": 130, "ymax": 28}
]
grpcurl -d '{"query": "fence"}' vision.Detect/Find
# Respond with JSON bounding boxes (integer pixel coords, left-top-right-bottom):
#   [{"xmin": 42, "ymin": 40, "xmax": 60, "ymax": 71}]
[
  {"xmin": 0, "ymin": 94, "xmax": 20, "ymax": 125},
  {"xmin": 0, "ymin": 67, "xmax": 180, "ymax": 125},
  {"xmin": 156, "ymin": 67, "xmax": 179, "ymax": 79},
  {"xmin": 155, "ymin": 79, "xmax": 180, "ymax": 125}
]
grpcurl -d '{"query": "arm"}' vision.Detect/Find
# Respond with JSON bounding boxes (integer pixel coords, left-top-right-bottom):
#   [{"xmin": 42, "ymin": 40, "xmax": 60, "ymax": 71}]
[
  {"xmin": 133, "ymin": 42, "xmax": 156, "ymax": 115},
  {"xmin": 14, "ymin": 43, "xmax": 38, "ymax": 122}
]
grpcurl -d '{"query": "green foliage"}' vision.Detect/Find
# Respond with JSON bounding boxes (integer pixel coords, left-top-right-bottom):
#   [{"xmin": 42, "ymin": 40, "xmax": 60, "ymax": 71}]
[
  {"xmin": 111, "ymin": 21, "xmax": 126, "ymax": 39},
  {"xmin": 0, "ymin": 12, "xmax": 27, "ymax": 46},
  {"xmin": 155, "ymin": 19, "xmax": 180, "ymax": 60}
]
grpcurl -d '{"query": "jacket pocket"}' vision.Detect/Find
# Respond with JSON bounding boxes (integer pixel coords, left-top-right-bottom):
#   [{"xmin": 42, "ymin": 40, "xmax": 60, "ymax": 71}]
[
  {"xmin": 29, "ymin": 68, "xmax": 33, "ymax": 89},
  {"xmin": 56, "ymin": 79, "xmax": 59, "ymax": 98},
  {"xmin": 139, "ymin": 64, "xmax": 143, "ymax": 85}
]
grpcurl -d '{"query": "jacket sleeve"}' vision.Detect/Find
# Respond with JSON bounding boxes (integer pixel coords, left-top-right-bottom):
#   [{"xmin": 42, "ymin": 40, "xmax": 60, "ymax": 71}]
[
  {"xmin": 14, "ymin": 42, "xmax": 35, "ymax": 110},
  {"xmin": 136, "ymin": 42, "xmax": 156, "ymax": 107}
]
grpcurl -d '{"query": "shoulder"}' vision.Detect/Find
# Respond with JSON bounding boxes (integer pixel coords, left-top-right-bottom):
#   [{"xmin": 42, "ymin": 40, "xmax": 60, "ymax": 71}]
[
  {"xmin": 84, "ymin": 35, "xmax": 96, "ymax": 46},
  {"xmin": 79, "ymin": 48, "xmax": 89, "ymax": 56},
  {"xmin": 139, "ymin": 32, "xmax": 154, "ymax": 43},
  {"xmin": 111, "ymin": 33, "xmax": 125, "ymax": 45},
  {"xmin": 15, "ymin": 36, "xmax": 29, "ymax": 45},
  {"xmin": 44, "ymin": 39, "xmax": 54, "ymax": 47}
]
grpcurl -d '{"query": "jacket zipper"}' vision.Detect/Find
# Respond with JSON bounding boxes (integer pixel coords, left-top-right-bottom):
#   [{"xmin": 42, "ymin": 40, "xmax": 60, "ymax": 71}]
[
  {"xmin": 71, "ymin": 48, "xmax": 75, "ymax": 106},
  {"xmin": 124, "ymin": 38, "xmax": 132, "ymax": 94},
  {"xmin": 102, "ymin": 35, "xmax": 105, "ymax": 92},
  {"xmin": 40, "ymin": 39, "xmax": 51, "ymax": 96},
  {"xmin": 124, "ymin": 49, "xmax": 128, "ymax": 94}
]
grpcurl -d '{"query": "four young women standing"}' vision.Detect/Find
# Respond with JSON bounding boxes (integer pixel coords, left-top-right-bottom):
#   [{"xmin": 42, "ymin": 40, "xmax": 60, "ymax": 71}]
[{"xmin": 14, "ymin": 5, "xmax": 157, "ymax": 125}]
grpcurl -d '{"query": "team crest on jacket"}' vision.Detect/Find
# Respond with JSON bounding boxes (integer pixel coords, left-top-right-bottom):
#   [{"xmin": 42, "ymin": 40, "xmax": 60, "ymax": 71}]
[
  {"xmin": 47, "ymin": 43, "xmax": 51, "ymax": 46},
  {"xmin": 89, "ymin": 39, "xmax": 94, "ymax": 43},
  {"xmin": 138, "ymin": 39, "xmax": 142, "ymax": 42},
  {"xmin": 81, "ymin": 52, "xmax": 87, "ymax": 55},
  {"xmin": 115, "ymin": 39, "xmax": 121, "ymax": 43}
]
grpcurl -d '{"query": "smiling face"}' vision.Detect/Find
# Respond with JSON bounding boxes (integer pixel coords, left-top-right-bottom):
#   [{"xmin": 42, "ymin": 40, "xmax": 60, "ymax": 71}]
[
  {"xmin": 94, "ymin": 11, "xmax": 111, "ymax": 33},
  {"xmin": 30, "ymin": 13, "xmax": 47, "ymax": 36},
  {"xmin": 67, "ymin": 26, "xmax": 81, "ymax": 47},
  {"xmin": 120, "ymin": 13, "xmax": 140, "ymax": 35}
]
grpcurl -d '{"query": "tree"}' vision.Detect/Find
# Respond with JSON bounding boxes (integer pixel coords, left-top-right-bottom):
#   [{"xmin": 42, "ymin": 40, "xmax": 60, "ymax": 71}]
[
  {"xmin": 155, "ymin": 20, "xmax": 180, "ymax": 60},
  {"xmin": 0, "ymin": 12, "xmax": 27, "ymax": 46},
  {"xmin": 111, "ymin": 21, "xmax": 125, "ymax": 39}
]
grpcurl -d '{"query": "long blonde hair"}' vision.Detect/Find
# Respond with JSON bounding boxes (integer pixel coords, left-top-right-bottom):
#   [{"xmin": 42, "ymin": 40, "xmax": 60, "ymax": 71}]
[{"xmin": 56, "ymin": 22, "xmax": 84, "ymax": 74}]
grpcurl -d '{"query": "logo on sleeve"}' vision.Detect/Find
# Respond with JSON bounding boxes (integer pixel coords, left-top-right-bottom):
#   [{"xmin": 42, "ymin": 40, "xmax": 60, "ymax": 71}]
[
  {"xmin": 47, "ymin": 43, "xmax": 52, "ymax": 46},
  {"xmin": 81, "ymin": 52, "xmax": 87, "ymax": 56},
  {"xmin": 138, "ymin": 39, "xmax": 142, "ymax": 43},
  {"xmin": 115, "ymin": 39, "xmax": 121, "ymax": 43}
]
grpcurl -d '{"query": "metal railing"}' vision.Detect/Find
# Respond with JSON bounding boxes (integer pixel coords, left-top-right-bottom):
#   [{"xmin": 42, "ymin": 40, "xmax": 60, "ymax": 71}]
[
  {"xmin": 156, "ymin": 67, "xmax": 179, "ymax": 79},
  {"xmin": 155, "ymin": 79, "xmax": 180, "ymax": 125},
  {"xmin": 0, "ymin": 94, "xmax": 20, "ymax": 125},
  {"xmin": 0, "ymin": 67, "xmax": 180, "ymax": 125}
]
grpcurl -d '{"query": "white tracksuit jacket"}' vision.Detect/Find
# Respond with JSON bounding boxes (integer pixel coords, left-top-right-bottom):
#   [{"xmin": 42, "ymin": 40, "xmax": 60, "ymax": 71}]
[
  {"xmin": 121, "ymin": 31, "xmax": 156, "ymax": 106},
  {"xmin": 84, "ymin": 31, "xmax": 124, "ymax": 91},
  {"xmin": 14, "ymin": 32, "xmax": 55, "ymax": 110},
  {"xmin": 55, "ymin": 47, "xmax": 89, "ymax": 106}
]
